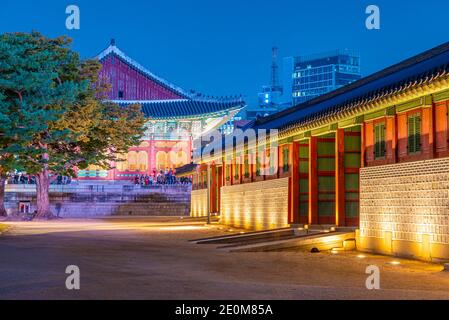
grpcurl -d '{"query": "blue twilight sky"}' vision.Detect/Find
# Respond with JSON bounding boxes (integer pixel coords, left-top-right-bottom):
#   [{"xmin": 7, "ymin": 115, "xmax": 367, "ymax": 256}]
[{"xmin": 0, "ymin": 0, "xmax": 448, "ymax": 106}]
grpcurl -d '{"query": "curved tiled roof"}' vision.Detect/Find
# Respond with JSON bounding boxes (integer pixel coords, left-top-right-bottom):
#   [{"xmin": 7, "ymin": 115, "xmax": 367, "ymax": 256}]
[
  {"xmin": 175, "ymin": 163, "xmax": 198, "ymax": 176},
  {"xmin": 97, "ymin": 41, "xmax": 246, "ymax": 120},
  {"xmin": 253, "ymin": 41, "xmax": 449, "ymax": 131},
  {"xmin": 115, "ymin": 99, "xmax": 245, "ymax": 119}
]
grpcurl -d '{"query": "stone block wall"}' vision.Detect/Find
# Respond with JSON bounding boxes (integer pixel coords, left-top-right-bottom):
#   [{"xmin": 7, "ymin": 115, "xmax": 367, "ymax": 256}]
[
  {"xmin": 191, "ymin": 189, "xmax": 208, "ymax": 217},
  {"xmin": 358, "ymin": 157, "xmax": 449, "ymax": 261},
  {"xmin": 5, "ymin": 184, "xmax": 191, "ymax": 217},
  {"xmin": 220, "ymin": 178, "xmax": 289, "ymax": 231}
]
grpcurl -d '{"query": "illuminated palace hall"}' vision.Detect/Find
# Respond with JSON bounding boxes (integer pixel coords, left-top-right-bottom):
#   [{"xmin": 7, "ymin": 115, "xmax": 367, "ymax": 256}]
[
  {"xmin": 191, "ymin": 41, "xmax": 449, "ymax": 261},
  {"xmin": 77, "ymin": 40, "xmax": 244, "ymax": 180}
]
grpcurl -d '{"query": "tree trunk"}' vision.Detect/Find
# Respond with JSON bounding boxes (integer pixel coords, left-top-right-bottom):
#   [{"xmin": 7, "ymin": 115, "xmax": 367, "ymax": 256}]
[
  {"xmin": 35, "ymin": 169, "xmax": 54, "ymax": 219},
  {"xmin": 0, "ymin": 177, "xmax": 7, "ymax": 217}
]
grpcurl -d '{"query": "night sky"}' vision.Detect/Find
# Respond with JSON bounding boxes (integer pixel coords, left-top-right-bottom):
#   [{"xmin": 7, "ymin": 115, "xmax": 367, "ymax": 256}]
[{"xmin": 1, "ymin": 0, "xmax": 449, "ymax": 106}]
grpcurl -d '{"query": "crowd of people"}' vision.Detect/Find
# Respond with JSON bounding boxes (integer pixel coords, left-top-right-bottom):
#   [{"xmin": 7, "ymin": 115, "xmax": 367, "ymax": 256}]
[
  {"xmin": 134, "ymin": 169, "xmax": 191, "ymax": 186},
  {"xmin": 6, "ymin": 173, "xmax": 72, "ymax": 185},
  {"xmin": 6, "ymin": 171, "xmax": 190, "ymax": 186}
]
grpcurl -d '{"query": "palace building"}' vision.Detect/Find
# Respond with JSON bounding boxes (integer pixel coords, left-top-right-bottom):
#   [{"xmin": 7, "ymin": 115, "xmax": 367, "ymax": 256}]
[
  {"xmin": 77, "ymin": 40, "xmax": 245, "ymax": 180},
  {"xmin": 190, "ymin": 41, "xmax": 449, "ymax": 261}
]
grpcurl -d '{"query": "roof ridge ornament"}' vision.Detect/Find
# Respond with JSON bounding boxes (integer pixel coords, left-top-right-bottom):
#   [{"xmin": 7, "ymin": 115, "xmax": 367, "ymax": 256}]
[{"xmin": 110, "ymin": 38, "xmax": 116, "ymax": 46}]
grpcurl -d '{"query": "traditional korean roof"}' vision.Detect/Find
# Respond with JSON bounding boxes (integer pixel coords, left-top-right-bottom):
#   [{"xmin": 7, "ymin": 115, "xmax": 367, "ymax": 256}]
[
  {"xmin": 97, "ymin": 40, "xmax": 191, "ymax": 99},
  {"xmin": 253, "ymin": 41, "xmax": 449, "ymax": 131},
  {"xmin": 114, "ymin": 98, "xmax": 245, "ymax": 120},
  {"xmin": 175, "ymin": 163, "xmax": 198, "ymax": 177},
  {"xmin": 97, "ymin": 40, "xmax": 246, "ymax": 120}
]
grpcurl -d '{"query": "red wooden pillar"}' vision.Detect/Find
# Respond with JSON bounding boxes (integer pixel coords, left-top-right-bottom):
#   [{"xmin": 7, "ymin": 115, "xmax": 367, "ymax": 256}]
[
  {"xmin": 365, "ymin": 121, "xmax": 374, "ymax": 165},
  {"xmin": 335, "ymin": 129, "xmax": 346, "ymax": 227},
  {"xmin": 210, "ymin": 164, "xmax": 217, "ymax": 213},
  {"xmin": 290, "ymin": 142, "xmax": 300, "ymax": 224},
  {"xmin": 308, "ymin": 137, "xmax": 318, "ymax": 225},
  {"xmin": 422, "ymin": 106, "xmax": 434, "ymax": 159},
  {"xmin": 217, "ymin": 165, "xmax": 223, "ymax": 213},
  {"xmin": 397, "ymin": 113, "xmax": 408, "ymax": 160},
  {"xmin": 385, "ymin": 116, "xmax": 396, "ymax": 163}
]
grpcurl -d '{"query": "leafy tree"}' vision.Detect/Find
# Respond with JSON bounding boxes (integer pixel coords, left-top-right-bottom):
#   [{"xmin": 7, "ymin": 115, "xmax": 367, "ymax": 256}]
[{"xmin": 0, "ymin": 32, "xmax": 145, "ymax": 218}]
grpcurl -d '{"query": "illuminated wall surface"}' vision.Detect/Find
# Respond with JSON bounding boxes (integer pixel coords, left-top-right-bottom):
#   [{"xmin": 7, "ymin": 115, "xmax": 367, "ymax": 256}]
[
  {"xmin": 358, "ymin": 158, "xmax": 449, "ymax": 261},
  {"xmin": 191, "ymin": 189, "xmax": 208, "ymax": 218},
  {"xmin": 220, "ymin": 178, "xmax": 289, "ymax": 231}
]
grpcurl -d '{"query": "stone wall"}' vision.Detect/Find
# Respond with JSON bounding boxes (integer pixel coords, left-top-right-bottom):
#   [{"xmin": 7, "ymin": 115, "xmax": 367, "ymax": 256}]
[
  {"xmin": 5, "ymin": 184, "xmax": 191, "ymax": 217},
  {"xmin": 220, "ymin": 178, "xmax": 289, "ymax": 231},
  {"xmin": 358, "ymin": 158, "xmax": 449, "ymax": 261},
  {"xmin": 190, "ymin": 189, "xmax": 208, "ymax": 217}
]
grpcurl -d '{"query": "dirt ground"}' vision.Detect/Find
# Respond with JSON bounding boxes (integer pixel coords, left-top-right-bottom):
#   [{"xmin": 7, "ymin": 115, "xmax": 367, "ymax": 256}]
[{"xmin": 0, "ymin": 217, "xmax": 449, "ymax": 300}]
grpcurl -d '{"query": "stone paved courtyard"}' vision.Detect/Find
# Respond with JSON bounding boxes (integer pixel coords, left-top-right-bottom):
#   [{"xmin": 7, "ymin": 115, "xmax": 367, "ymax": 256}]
[{"xmin": 1, "ymin": 217, "xmax": 449, "ymax": 300}]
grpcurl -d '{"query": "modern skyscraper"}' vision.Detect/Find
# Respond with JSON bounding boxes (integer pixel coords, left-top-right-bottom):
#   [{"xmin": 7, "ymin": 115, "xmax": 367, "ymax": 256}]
[{"xmin": 283, "ymin": 50, "xmax": 361, "ymax": 106}]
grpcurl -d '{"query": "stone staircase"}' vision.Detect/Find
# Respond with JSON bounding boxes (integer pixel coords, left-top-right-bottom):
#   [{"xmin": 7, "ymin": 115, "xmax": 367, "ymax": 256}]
[{"xmin": 114, "ymin": 193, "xmax": 191, "ymax": 216}]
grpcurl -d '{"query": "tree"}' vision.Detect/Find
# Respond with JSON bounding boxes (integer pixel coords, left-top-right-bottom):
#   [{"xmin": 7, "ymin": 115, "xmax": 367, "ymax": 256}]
[
  {"xmin": 0, "ymin": 159, "xmax": 12, "ymax": 217},
  {"xmin": 0, "ymin": 32, "xmax": 145, "ymax": 218}
]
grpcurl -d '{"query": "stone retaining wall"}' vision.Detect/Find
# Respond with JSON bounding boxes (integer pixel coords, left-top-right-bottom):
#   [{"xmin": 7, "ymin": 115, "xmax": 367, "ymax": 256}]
[
  {"xmin": 358, "ymin": 158, "xmax": 449, "ymax": 261},
  {"xmin": 191, "ymin": 189, "xmax": 208, "ymax": 217},
  {"xmin": 5, "ymin": 185, "xmax": 191, "ymax": 217},
  {"xmin": 220, "ymin": 178, "xmax": 289, "ymax": 231}
]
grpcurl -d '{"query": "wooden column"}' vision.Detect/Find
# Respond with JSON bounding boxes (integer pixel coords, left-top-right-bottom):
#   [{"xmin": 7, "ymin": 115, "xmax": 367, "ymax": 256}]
[
  {"xmin": 397, "ymin": 113, "xmax": 408, "ymax": 160},
  {"xmin": 217, "ymin": 165, "xmax": 223, "ymax": 213},
  {"xmin": 360, "ymin": 123, "xmax": 366, "ymax": 168},
  {"xmin": 365, "ymin": 121, "xmax": 374, "ymax": 165},
  {"xmin": 422, "ymin": 106, "xmax": 434, "ymax": 159},
  {"xmin": 335, "ymin": 129, "xmax": 346, "ymax": 227},
  {"xmin": 290, "ymin": 142, "xmax": 300, "ymax": 224},
  {"xmin": 386, "ymin": 116, "xmax": 397, "ymax": 163},
  {"xmin": 308, "ymin": 137, "xmax": 318, "ymax": 225}
]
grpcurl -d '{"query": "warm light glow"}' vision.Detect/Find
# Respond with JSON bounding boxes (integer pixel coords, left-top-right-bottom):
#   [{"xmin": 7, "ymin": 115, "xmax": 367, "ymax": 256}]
[
  {"xmin": 389, "ymin": 261, "xmax": 401, "ymax": 266},
  {"xmin": 357, "ymin": 254, "xmax": 366, "ymax": 259}
]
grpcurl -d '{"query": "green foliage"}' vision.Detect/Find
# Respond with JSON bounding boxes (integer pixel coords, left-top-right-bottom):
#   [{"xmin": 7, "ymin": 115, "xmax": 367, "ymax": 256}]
[{"xmin": 0, "ymin": 32, "xmax": 145, "ymax": 178}]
